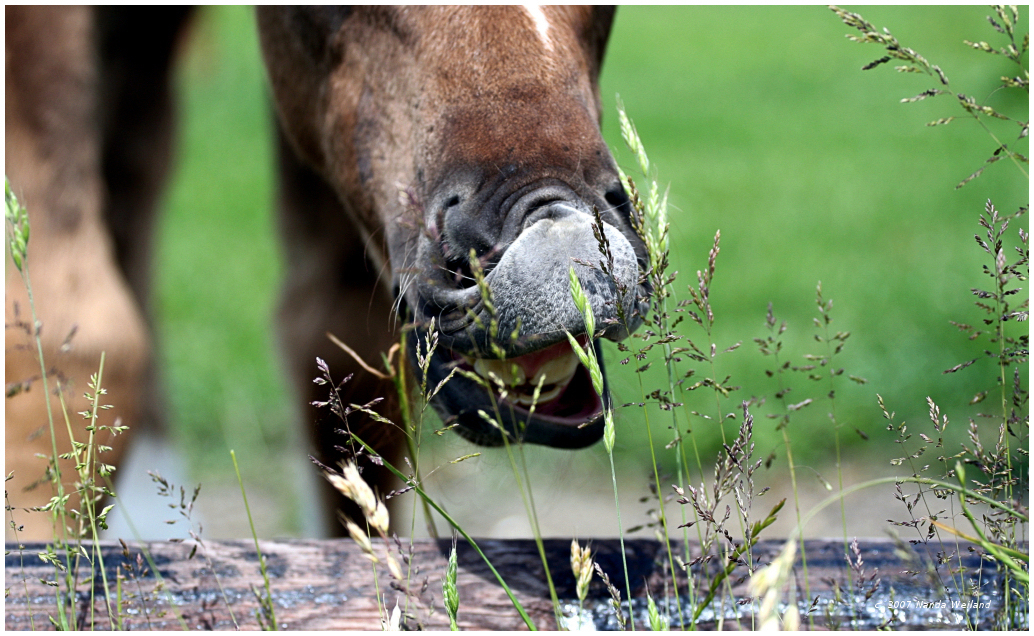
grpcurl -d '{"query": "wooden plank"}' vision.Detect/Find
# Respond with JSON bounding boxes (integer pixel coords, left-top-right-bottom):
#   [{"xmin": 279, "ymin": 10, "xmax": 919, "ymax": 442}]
[{"xmin": 3, "ymin": 537, "xmax": 1009, "ymax": 630}]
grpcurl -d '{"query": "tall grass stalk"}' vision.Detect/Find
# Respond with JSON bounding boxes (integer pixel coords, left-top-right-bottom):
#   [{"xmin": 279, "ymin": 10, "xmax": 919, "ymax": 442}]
[
  {"xmin": 7, "ymin": 176, "xmax": 197, "ymax": 630},
  {"xmin": 810, "ymin": 282, "xmax": 858, "ymax": 609},
  {"xmin": 6, "ymin": 178, "xmax": 70, "ymax": 548},
  {"xmin": 497, "ymin": 419, "xmax": 564, "ymax": 624},
  {"xmin": 8, "ymin": 181, "xmax": 64, "ymax": 628},
  {"xmin": 314, "ymin": 337, "xmax": 537, "ymax": 629},
  {"xmin": 615, "ymin": 100, "xmax": 689, "ymax": 629},
  {"xmin": 684, "ymin": 229, "xmax": 759, "ymax": 627},
  {"xmin": 754, "ymin": 305, "xmax": 812, "ymax": 613},
  {"xmin": 57, "ymin": 353, "xmax": 120, "ymax": 628},
  {"xmin": 831, "ymin": 5, "xmax": 1029, "ymax": 187},
  {"xmin": 566, "ymin": 266, "xmax": 635, "ymax": 629},
  {"xmin": 600, "ymin": 409, "xmax": 633, "ymax": 629},
  {"xmin": 458, "ymin": 250, "xmax": 565, "ymax": 624},
  {"xmin": 386, "ymin": 331, "xmax": 439, "ymax": 539},
  {"xmin": 231, "ymin": 450, "xmax": 277, "ymax": 630},
  {"xmin": 343, "ymin": 432, "xmax": 538, "ymax": 630},
  {"xmin": 5, "ymin": 482, "xmax": 36, "ymax": 631},
  {"xmin": 473, "ymin": 376, "xmax": 562, "ymax": 623},
  {"xmin": 7, "ymin": 177, "xmax": 110, "ymax": 629},
  {"xmin": 389, "ymin": 329, "xmax": 443, "ymax": 618},
  {"xmin": 834, "ymin": 6, "xmax": 1028, "ymax": 627},
  {"xmin": 330, "ymin": 328, "xmax": 442, "ymax": 624}
]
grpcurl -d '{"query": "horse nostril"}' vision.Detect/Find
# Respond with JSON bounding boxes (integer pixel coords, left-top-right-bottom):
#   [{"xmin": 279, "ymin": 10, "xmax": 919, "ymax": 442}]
[
  {"xmin": 445, "ymin": 194, "xmax": 461, "ymax": 208},
  {"xmin": 604, "ymin": 183, "xmax": 630, "ymax": 213},
  {"xmin": 446, "ymin": 256, "xmax": 479, "ymax": 289}
]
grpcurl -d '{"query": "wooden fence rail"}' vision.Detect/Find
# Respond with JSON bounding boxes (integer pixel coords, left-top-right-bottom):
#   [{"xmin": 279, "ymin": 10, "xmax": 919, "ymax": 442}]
[{"xmin": 4, "ymin": 537, "xmax": 1013, "ymax": 630}]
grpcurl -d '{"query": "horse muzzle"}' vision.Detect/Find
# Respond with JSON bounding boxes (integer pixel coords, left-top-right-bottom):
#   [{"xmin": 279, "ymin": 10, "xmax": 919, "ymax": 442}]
[{"xmin": 406, "ymin": 197, "xmax": 648, "ymax": 448}]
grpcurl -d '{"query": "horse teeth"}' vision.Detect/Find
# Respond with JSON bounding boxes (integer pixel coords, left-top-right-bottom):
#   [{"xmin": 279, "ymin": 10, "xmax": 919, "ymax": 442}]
[
  {"xmin": 530, "ymin": 351, "xmax": 579, "ymax": 388},
  {"xmin": 513, "ymin": 384, "xmax": 563, "ymax": 406},
  {"xmin": 471, "ymin": 348, "xmax": 581, "ymax": 406},
  {"xmin": 473, "ymin": 358, "xmax": 526, "ymax": 386}
]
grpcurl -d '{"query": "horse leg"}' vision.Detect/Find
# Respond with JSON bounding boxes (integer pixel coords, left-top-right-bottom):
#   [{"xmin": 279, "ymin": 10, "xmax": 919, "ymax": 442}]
[
  {"xmin": 93, "ymin": 6, "xmax": 193, "ymax": 538},
  {"xmin": 272, "ymin": 125, "xmax": 405, "ymax": 537},
  {"xmin": 5, "ymin": 6, "xmax": 151, "ymax": 540},
  {"xmin": 96, "ymin": 6, "xmax": 192, "ymax": 436}
]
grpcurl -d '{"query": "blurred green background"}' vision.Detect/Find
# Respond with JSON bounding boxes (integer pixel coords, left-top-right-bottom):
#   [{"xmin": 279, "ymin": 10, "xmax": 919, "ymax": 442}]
[{"xmin": 154, "ymin": 6, "xmax": 1027, "ymax": 535}]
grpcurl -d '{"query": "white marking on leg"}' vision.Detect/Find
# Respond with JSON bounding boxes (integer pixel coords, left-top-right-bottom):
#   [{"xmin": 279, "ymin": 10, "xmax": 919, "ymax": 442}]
[{"xmin": 522, "ymin": 5, "xmax": 553, "ymax": 52}]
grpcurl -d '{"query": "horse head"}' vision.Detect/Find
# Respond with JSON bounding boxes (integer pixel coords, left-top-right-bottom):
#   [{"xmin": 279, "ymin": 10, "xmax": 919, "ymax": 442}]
[{"xmin": 258, "ymin": 6, "xmax": 650, "ymax": 449}]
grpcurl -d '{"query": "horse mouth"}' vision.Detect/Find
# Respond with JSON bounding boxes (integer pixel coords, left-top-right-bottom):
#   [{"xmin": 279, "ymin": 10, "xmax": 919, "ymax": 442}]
[
  {"xmin": 410, "ymin": 330, "xmax": 607, "ymax": 448},
  {"xmin": 404, "ymin": 194, "xmax": 643, "ymax": 448},
  {"xmin": 455, "ymin": 336, "xmax": 603, "ymax": 423}
]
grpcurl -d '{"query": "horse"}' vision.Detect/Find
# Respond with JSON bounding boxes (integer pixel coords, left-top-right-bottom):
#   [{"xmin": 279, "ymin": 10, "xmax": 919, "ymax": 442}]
[{"xmin": 5, "ymin": 5, "xmax": 650, "ymax": 539}]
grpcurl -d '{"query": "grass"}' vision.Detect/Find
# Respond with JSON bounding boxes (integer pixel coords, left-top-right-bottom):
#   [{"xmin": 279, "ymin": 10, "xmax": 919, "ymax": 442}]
[{"xmin": 598, "ymin": 5, "xmax": 1028, "ymax": 471}]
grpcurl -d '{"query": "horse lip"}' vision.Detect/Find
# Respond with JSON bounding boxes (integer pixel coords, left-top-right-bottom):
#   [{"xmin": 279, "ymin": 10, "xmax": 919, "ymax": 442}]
[
  {"xmin": 415, "ymin": 274, "xmax": 588, "ymax": 358},
  {"xmin": 427, "ymin": 286, "xmax": 483, "ymax": 337},
  {"xmin": 415, "ymin": 214, "xmax": 645, "ymax": 357},
  {"xmin": 412, "ymin": 179, "xmax": 642, "ymax": 345}
]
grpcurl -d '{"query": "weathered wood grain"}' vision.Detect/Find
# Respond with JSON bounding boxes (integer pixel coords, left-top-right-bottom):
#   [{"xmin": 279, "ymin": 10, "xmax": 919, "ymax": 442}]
[{"xmin": 4, "ymin": 537, "xmax": 1007, "ymax": 630}]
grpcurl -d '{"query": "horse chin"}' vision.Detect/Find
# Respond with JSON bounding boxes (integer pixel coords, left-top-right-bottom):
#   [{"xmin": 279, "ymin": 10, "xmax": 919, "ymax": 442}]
[{"xmin": 408, "ymin": 330, "xmax": 608, "ymax": 449}]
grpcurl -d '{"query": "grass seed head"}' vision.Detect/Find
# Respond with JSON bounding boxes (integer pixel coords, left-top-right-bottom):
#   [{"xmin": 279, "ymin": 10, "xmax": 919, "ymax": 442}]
[
  {"xmin": 443, "ymin": 541, "xmax": 460, "ymax": 629},
  {"xmin": 570, "ymin": 539, "xmax": 594, "ymax": 602},
  {"xmin": 327, "ymin": 461, "xmax": 389, "ymax": 535},
  {"xmin": 344, "ymin": 517, "xmax": 376, "ymax": 557}
]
